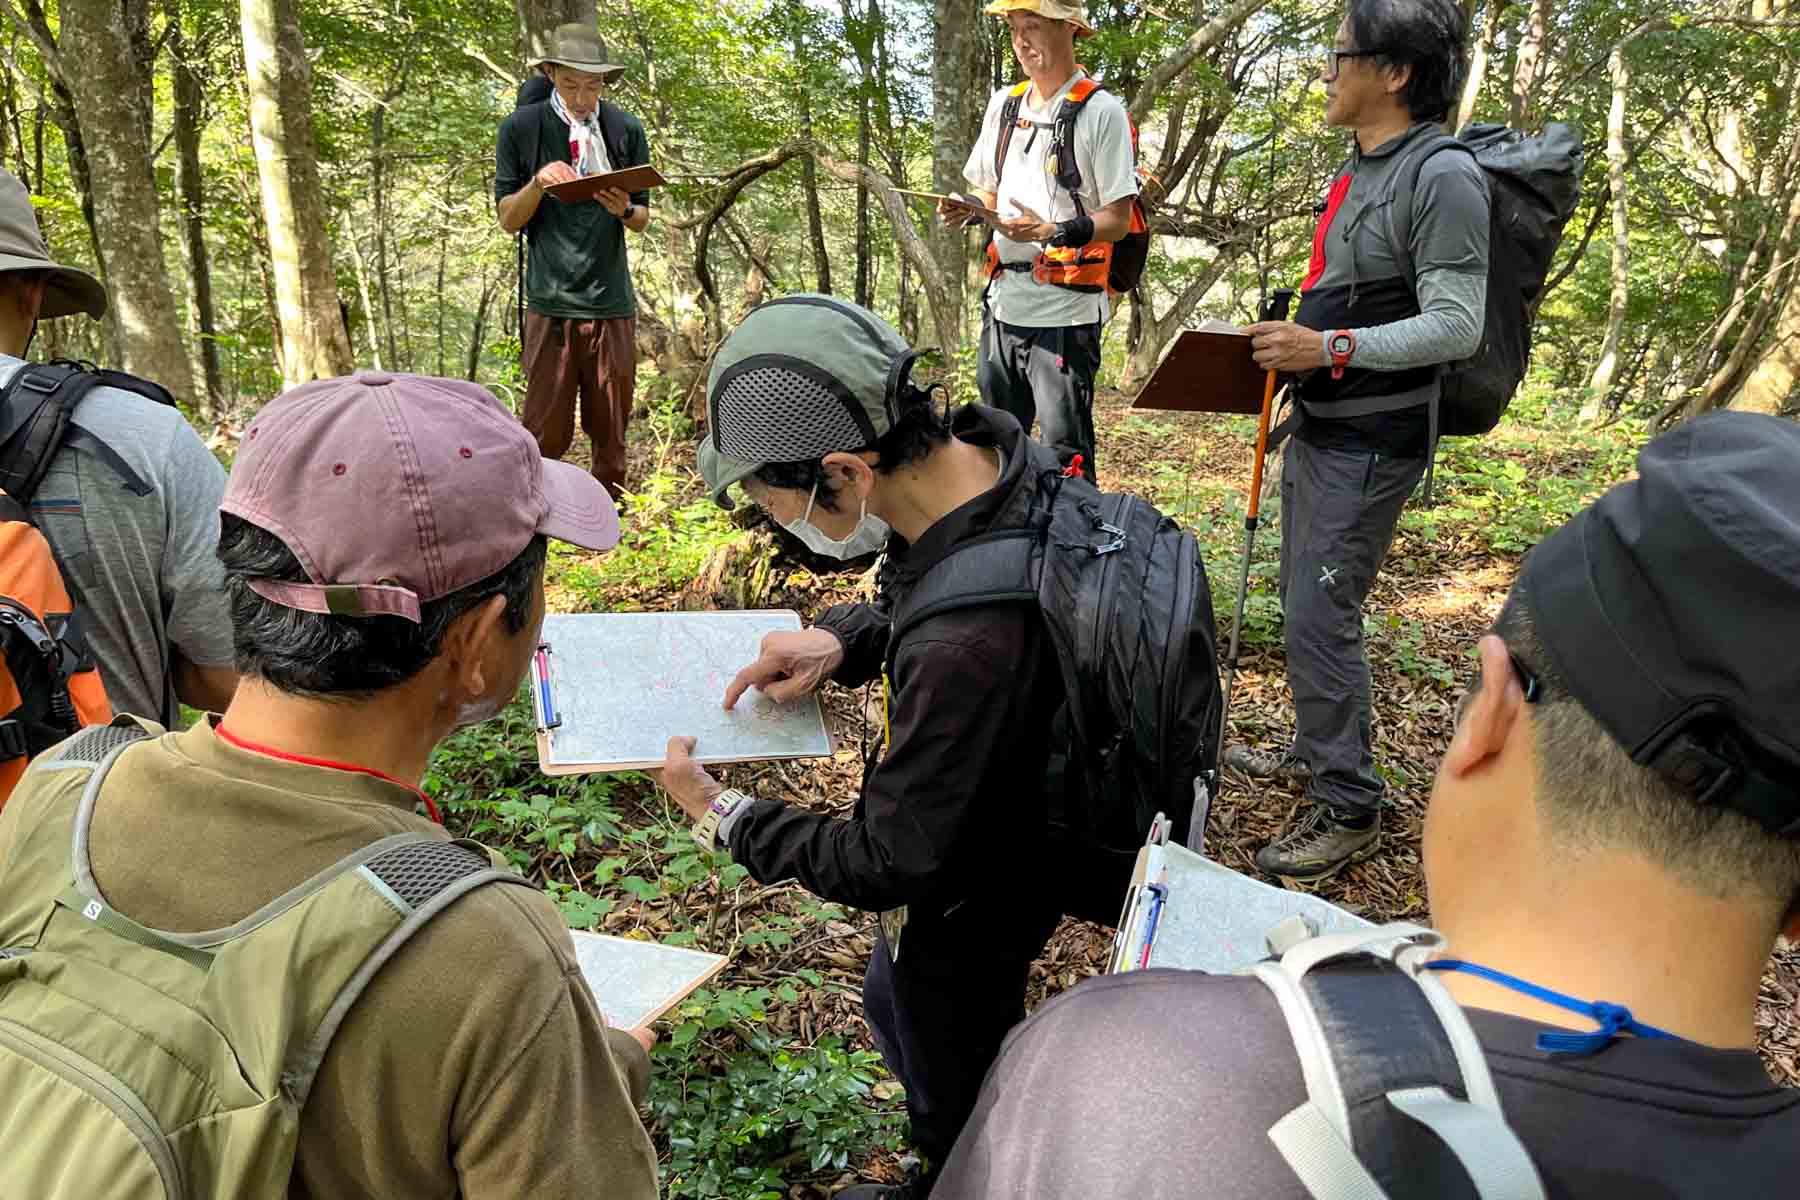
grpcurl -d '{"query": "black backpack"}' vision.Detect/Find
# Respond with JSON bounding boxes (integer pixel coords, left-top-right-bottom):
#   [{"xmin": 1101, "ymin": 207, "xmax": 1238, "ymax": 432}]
[
  {"xmin": 0, "ymin": 360, "xmax": 177, "ymax": 779},
  {"xmin": 1384, "ymin": 123, "xmax": 1584, "ymax": 436},
  {"xmin": 888, "ymin": 438, "xmax": 1221, "ymax": 923},
  {"xmin": 995, "ymin": 80, "xmax": 1153, "ymax": 295},
  {"xmin": 0, "ymin": 360, "xmax": 176, "ymax": 502}
]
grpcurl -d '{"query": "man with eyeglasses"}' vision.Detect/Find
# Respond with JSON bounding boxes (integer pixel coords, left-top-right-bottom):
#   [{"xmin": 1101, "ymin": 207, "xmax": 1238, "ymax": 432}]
[
  {"xmin": 934, "ymin": 411, "xmax": 1800, "ymax": 1199},
  {"xmin": 496, "ymin": 22, "xmax": 652, "ymax": 503},
  {"xmin": 1224, "ymin": 0, "xmax": 1491, "ymax": 882}
]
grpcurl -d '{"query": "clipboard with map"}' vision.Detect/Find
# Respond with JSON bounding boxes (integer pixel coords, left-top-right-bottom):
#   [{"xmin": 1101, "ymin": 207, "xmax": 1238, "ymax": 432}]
[{"xmin": 543, "ymin": 164, "xmax": 667, "ymax": 203}]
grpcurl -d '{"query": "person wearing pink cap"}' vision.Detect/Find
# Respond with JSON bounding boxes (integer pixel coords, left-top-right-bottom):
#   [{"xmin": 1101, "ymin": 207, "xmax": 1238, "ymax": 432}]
[{"xmin": 0, "ymin": 372, "xmax": 656, "ymax": 1196}]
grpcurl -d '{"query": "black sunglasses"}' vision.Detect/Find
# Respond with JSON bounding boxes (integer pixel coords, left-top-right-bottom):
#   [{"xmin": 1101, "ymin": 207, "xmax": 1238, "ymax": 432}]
[
  {"xmin": 1454, "ymin": 652, "xmax": 1541, "ymax": 725},
  {"xmin": 1322, "ymin": 46, "xmax": 1388, "ymax": 77}
]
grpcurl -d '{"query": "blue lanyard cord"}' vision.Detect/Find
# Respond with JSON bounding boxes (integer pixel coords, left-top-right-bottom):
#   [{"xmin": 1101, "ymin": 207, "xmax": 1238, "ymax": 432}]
[{"xmin": 1422, "ymin": 959, "xmax": 1685, "ymax": 1056}]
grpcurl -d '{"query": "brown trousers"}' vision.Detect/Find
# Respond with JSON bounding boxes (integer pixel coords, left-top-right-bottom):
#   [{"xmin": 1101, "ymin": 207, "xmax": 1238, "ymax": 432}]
[{"xmin": 521, "ymin": 311, "xmax": 637, "ymax": 498}]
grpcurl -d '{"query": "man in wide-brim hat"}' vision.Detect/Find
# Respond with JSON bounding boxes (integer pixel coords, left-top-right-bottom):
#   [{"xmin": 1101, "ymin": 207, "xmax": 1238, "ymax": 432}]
[{"xmin": 496, "ymin": 21, "xmax": 652, "ymax": 503}]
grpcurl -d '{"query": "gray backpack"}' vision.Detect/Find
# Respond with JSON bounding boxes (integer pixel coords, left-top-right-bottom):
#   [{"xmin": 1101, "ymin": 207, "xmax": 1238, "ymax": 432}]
[{"xmin": 1249, "ymin": 922, "xmax": 1547, "ymax": 1200}]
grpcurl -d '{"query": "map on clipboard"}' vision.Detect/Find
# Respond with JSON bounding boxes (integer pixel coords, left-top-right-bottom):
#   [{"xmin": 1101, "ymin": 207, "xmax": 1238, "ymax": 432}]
[
  {"xmin": 571, "ymin": 931, "xmax": 727, "ymax": 1031},
  {"xmin": 1109, "ymin": 824, "xmax": 1373, "ymax": 975},
  {"xmin": 890, "ymin": 188, "xmax": 1003, "ymax": 221},
  {"xmin": 543, "ymin": 164, "xmax": 667, "ymax": 202},
  {"xmin": 532, "ymin": 611, "xmax": 833, "ymax": 774}
]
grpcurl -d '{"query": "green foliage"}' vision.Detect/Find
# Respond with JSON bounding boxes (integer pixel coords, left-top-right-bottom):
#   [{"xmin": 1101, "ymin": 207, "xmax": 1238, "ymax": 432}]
[{"xmin": 651, "ymin": 983, "xmax": 908, "ymax": 1200}]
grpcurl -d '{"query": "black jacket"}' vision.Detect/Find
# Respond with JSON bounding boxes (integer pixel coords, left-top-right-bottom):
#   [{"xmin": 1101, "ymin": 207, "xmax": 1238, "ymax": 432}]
[{"xmin": 725, "ymin": 407, "xmax": 1064, "ymax": 915}]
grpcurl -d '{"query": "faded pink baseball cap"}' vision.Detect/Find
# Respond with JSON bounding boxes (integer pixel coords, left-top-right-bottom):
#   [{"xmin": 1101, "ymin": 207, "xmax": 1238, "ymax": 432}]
[{"xmin": 221, "ymin": 371, "xmax": 619, "ymax": 623}]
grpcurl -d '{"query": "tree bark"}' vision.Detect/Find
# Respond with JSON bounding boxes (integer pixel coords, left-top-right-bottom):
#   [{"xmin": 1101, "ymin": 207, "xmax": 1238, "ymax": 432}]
[
  {"xmin": 56, "ymin": 0, "xmax": 196, "ymax": 399},
  {"xmin": 1735, "ymin": 287, "xmax": 1800, "ymax": 415},
  {"xmin": 167, "ymin": 3, "xmax": 223, "ymax": 415},
  {"xmin": 1509, "ymin": 0, "xmax": 1550, "ymax": 129},
  {"xmin": 241, "ymin": 0, "xmax": 354, "ymax": 386},
  {"xmin": 515, "ymin": 0, "xmax": 598, "ymax": 61},
  {"xmin": 1456, "ymin": 0, "xmax": 1508, "ymax": 131},
  {"xmin": 1581, "ymin": 45, "xmax": 1631, "ymax": 423},
  {"xmin": 930, "ymin": 0, "xmax": 986, "ymax": 338},
  {"xmin": 790, "ymin": 12, "xmax": 832, "ymax": 294}
]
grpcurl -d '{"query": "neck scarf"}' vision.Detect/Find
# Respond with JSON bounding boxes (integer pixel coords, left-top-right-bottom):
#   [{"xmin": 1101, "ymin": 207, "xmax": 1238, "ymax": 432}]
[{"xmin": 550, "ymin": 88, "xmax": 611, "ymax": 176}]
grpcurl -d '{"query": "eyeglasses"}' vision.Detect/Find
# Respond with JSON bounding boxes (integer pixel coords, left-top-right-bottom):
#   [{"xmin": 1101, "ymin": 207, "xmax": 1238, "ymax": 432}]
[{"xmin": 1321, "ymin": 46, "xmax": 1388, "ymax": 79}]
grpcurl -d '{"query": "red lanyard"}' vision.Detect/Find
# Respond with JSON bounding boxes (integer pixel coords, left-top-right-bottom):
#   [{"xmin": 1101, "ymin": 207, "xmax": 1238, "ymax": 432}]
[{"xmin": 214, "ymin": 724, "xmax": 442, "ymax": 825}]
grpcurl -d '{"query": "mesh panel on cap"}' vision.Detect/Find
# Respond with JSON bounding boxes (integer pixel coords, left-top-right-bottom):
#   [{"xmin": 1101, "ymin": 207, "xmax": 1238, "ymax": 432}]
[{"xmin": 714, "ymin": 364, "xmax": 868, "ymax": 463}]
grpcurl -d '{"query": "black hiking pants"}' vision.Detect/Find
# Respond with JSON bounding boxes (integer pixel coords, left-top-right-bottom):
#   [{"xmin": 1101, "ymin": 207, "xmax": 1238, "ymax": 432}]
[
  {"xmin": 1278, "ymin": 436, "xmax": 1427, "ymax": 818},
  {"xmin": 977, "ymin": 312, "xmax": 1101, "ymax": 481},
  {"xmin": 862, "ymin": 893, "xmax": 1063, "ymax": 1192}
]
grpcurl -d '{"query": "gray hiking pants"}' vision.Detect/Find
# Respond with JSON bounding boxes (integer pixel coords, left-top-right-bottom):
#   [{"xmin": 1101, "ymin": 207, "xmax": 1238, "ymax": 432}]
[
  {"xmin": 977, "ymin": 312, "xmax": 1100, "ymax": 481},
  {"xmin": 1278, "ymin": 437, "xmax": 1427, "ymax": 816}
]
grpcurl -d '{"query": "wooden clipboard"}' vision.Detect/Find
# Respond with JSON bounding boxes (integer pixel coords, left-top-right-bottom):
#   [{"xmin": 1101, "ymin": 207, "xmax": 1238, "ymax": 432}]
[
  {"xmin": 1132, "ymin": 324, "xmax": 1271, "ymax": 415},
  {"xmin": 543, "ymin": 164, "xmax": 667, "ymax": 202},
  {"xmin": 890, "ymin": 188, "xmax": 1003, "ymax": 221}
]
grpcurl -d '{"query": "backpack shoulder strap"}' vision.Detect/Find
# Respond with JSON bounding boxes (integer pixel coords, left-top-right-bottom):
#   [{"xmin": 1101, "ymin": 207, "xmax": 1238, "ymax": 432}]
[
  {"xmin": 596, "ymin": 99, "xmax": 633, "ymax": 172},
  {"xmin": 1051, "ymin": 78, "xmax": 1101, "ymax": 204},
  {"xmin": 283, "ymin": 836, "xmax": 533, "ymax": 1104},
  {"xmin": 0, "ymin": 361, "xmax": 106, "ymax": 503},
  {"xmin": 1381, "ymin": 133, "xmax": 1475, "ymax": 302},
  {"xmin": 1248, "ymin": 923, "xmax": 1547, "ymax": 1200},
  {"xmin": 889, "ymin": 530, "xmax": 1041, "ymax": 651},
  {"xmin": 993, "ymin": 82, "xmax": 1032, "ymax": 183}
]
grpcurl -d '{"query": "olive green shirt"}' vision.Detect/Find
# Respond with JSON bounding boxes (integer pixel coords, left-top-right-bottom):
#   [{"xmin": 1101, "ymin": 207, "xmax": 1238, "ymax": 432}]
[
  {"xmin": 82, "ymin": 718, "xmax": 658, "ymax": 1199},
  {"xmin": 495, "ymin": 100, "xmax": 650, "ymax": 320}
]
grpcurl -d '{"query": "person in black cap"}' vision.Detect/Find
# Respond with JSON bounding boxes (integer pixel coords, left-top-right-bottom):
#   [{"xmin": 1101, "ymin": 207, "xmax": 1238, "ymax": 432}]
[{"xmin": 931, "ymin": 410, "xmax": 1800, "ymax": 1200}]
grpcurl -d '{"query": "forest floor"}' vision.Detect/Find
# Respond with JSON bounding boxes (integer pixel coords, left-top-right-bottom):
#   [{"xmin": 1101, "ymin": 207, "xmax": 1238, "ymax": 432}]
[{"xmin": 425, "ymin": 386, "xmax": 1799, "ymax": 1198}]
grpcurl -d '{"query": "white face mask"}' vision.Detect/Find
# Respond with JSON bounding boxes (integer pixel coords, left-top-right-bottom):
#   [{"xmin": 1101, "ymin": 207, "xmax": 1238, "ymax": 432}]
[{"xmin": 780, "ymin": 480, "xmax": 890, "ymax": 559}]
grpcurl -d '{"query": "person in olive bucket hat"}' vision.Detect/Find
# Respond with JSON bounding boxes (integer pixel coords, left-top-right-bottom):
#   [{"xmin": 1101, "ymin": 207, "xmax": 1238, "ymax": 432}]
[{"xmin": 495, "ymin": 20, "xmax": 652, "ymax": 503}]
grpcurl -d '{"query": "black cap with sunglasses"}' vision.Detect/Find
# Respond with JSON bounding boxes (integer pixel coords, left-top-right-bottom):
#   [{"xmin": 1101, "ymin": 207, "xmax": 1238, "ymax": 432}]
[{"xmin": 1516, "ymin": 411, "xmax": 1800, "ymax": 836}]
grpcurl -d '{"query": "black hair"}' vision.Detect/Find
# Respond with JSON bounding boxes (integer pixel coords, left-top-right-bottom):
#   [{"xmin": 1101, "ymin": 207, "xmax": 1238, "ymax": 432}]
[
  {"xmin": 218, "ymin": 513, "xmax": 546, "ymax": 698},
  {"xmin": 1346, "ymin": 0, "xmax": 1468, "ymax": 124},
  {"xmin": 753, "ymin": 380, "xmax": 954, "ymax": 512}
]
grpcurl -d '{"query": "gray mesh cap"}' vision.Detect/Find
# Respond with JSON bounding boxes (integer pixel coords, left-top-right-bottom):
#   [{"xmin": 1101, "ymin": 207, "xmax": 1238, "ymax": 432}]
[{"xmin": 698, "ymin": 294, "xmax": 917, "ymax": 508}]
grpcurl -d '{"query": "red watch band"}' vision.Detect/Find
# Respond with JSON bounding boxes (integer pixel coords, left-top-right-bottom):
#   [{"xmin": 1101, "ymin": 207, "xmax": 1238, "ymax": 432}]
[{"xmin": 1328, "ymin": 329, "xmax": 1357, "ymax": 380}]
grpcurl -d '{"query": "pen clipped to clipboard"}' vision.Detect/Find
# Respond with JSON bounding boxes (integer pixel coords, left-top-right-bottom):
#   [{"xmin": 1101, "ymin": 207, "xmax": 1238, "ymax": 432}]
[{"xmin": 531, "ymin": 642, "xmax": 561, "ymax": 749}]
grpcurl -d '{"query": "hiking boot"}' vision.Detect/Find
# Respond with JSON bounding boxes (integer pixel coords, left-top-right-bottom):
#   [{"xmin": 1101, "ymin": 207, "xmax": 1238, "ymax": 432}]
[
  {"xmin": 1255, "ymin": 803, "xmax": 1380, "ymax": 882},
  {"xmin": 1222, "ymin": 744, "xmax": 1313, "ymax": 785}
]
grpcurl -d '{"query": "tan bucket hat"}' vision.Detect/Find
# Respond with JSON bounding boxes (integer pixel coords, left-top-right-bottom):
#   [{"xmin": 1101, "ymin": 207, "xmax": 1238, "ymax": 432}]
[
  {"xmin": 530, "ymin": 22, "xmax": 626, "ymax": 83},
  {"xmin": 0, "ymin": 170, "xmax": 105, "ymax": 320},
  {"xmin": 984, "ymin": 0, "xmax": 1094, "ymax": 35}
]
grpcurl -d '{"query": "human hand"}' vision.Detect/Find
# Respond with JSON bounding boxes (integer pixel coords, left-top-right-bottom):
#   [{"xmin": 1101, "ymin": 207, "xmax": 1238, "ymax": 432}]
[
  {"xmin": 534, "ymin": 161, "xmax": 579, "ymax": 190},
  {"xmin": 937, "ymin": 191, "xmax": 986, "ymax": 229},
  {"xmin": 627, "ymin": 1025, "xmax": 657, "ymax": 1055},
  {"xmin": 1246, "ymin": 321, "xmax": 1329, "ymax": 373},
  {"xmin": 722, "ymin": 628, "xmax": 844, "ymax": 709},
  {"xmin": 992, "ymin": 202, "xmax": 1055, "ymax": 245},
  {"xmin": 651, "ymin": 735, "xmax": 723, "ymax": 822},
  {"xmin": 595, "ymin": 186, "xmax": 631, "ymax": 216}
]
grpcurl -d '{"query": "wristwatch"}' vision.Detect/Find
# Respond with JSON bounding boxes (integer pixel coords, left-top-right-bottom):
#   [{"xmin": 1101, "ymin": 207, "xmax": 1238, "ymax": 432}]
[
  {"xmin": 1326, "ymin": 329, "xmax": 1357, "ymax": 379},
  {"xmin": 621, "ymin": 202, "xmax": 636, "ymax": 222},
  {"xmin": 692, "ymin": 788, "xmax": 751, "ymax": 851}
]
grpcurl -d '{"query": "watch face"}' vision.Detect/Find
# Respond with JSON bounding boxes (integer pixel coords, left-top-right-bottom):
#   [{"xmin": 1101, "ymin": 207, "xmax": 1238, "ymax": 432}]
[{"xmin": 1330, "ymin": 333, "xmax": 1354, "ymax": 355}]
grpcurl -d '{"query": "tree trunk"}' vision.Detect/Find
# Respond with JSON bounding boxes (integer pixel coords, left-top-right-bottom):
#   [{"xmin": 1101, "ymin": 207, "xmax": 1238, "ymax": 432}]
[
  {"xmin": 516, "ymin": 0, "xmax": 598, "ymax": 61},
  {"xmin": 241, "ymin": 0, "xmax": 354, "ymax": 387},
  {"xmin": 1509, "ymin": 0, "xmax": 1550, "ymax": 129},
  {"xmin": 855, "ymin": 87, "xmax": 872, "ymax": 307},
  {"xmin": 791, "ymin": 15, "xmax": 832, "ymax": 294},
  {"xmin": 1581, "ymin": 45, "xmax": 1631, "ymax": 423},
  {"xmin": 57, "ymin": 0, "xmax": 196, "ymax": 399},
  {"xmin": 1456, "ymin": 0, "xmax": 1508, "ymax": 131},
  {"xmin": 1735, "ymin": 301, "xmax": 1800, "ymax": 414},
  {"xmin": 167, "ymin": 4, "xmax": 223, "ymax": 416},
  {"xmin": 930, "ymin": 0, "xmax": 986, "ymax": 344}
]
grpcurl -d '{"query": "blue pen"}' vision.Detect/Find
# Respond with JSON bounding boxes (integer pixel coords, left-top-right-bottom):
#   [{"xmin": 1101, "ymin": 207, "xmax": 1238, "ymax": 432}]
[
  {"xmin": 1136, "ymin": 883, "xmax": 1168, "ymax": 970},
  {"xmin": 533, "ymin": 643, "xmax": 561, "ymax": 733}
]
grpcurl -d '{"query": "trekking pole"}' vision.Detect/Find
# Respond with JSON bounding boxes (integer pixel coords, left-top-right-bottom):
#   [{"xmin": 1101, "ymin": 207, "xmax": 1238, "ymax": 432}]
[{"xmin": 1215, "ymin": 287, "xmax": 1294, "ymax": 776}]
